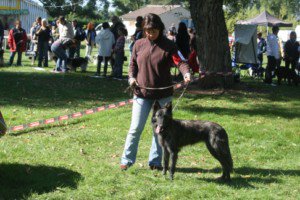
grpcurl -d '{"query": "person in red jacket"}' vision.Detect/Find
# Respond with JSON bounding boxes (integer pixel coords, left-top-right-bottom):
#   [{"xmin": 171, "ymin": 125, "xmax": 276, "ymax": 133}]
[{"xmin": 8, "ymin": 20, "xmax": 27, "ymax": 66}]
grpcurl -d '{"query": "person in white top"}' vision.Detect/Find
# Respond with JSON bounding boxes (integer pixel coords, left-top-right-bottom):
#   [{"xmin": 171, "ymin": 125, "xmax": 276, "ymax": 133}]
[
  {"xmin": 58, "ymin": 16, "xmax": 74, "ymax": 40},
  {"xmin": 265, "ymin": 26, "xmax": 280, "ymax": 84},
  {"xmin": 95, "ymin": 22, "xmax": 115, "ymax": 77}
]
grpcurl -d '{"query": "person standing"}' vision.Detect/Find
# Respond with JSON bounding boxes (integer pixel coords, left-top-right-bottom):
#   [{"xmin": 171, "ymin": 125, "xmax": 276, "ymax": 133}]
[
  {"xmin": 120, "ymin": 13, "xmax": 191, "ymax": 171},
  {"xmin": 284, "ymin": 31, "xmax": 299, "ymax": 71},
  {"xmin": 31, "ymin": 17, "xmax": 42, "ymax": 62},
  {"xmin": 70, "ymin": 20, "xmax": 85, "ymax": 58},
  {"xmin": 113, "ymin": 27, "xmax": 127, "ymax": 79},
  {"xmin": 0, "ymin": 20, "xmax": 4, "ymax": 67},
  {"xmin": 176, "ymin": 22, "xmax": 190, "ymax": 60},
  {"xmin": 36, "ymin": 19, "xmax": 51, "ymax": 67},
  {"xmin": 0, "ymin": 19, "xmax": 4, "ymax": 48},
  {"xmin": 58, "ymin": 16, "xmax": 74, "ymax": 58},
  {"xmin": 95, "ymin": 22, "xmax": 115, "ymax": 77},
  {"xmin": 129, "ymin": 16, "xmax": 144, "ymax": 53},
  {"xmin": 265, "ymin": 26, "xmax": 280, "ymax": 84},
  {"xmin": 257, "ymin": 32, "xmax": 266, "ymax": 69},
  {"xmin": 58, "ymin": 16, "xmax": 74, "ymax": 40},
  {"xmin": 7, "ymin": 20, "xmax": 27, "ymax": 66},
  {"xmin": 85, "ymin": 22, "xmax": 96, "ymax": 60},
  {"xmin": 110, "ymin": 16, "xmax": 125, "ymax": 75}
]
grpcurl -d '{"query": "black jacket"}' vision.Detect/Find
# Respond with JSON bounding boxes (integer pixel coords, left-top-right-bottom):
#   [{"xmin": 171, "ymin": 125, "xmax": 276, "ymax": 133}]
[{"xmin": 284, "ymin": 39, "xmax": 299, "ymax": 60}]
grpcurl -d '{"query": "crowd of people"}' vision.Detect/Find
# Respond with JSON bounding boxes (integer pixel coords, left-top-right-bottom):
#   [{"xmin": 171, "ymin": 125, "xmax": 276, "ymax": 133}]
[
  {"xmin": 262, "ymin": 26, "xmax": 299, "ymax": 85},
  {"xmin": 0, "ymin": 15, "xmax": 198, "ymax": 78}
]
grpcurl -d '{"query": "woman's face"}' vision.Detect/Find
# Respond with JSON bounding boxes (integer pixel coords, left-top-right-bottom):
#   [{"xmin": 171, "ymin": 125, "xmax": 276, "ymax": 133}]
[
  {"xmin": 145, "ymin": 28, "xmax": 160, "ymax": 41},
  {"xmin": 15, "ymin": 21, "xmax": 21, "ymax": 28}
]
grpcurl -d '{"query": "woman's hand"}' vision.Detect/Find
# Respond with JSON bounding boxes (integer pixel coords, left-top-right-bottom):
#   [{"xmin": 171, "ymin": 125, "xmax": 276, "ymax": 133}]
[
  {"xmin": 184, "ymin": 73, "xmax": 191, "ymax": 83},
  {"xmin": 128, "ymin": 78, "xmax": 137, "ymax": 87}
]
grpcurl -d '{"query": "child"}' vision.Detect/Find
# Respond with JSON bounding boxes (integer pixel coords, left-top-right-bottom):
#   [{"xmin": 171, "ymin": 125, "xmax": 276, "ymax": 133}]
[{"xmin": 113, "ymin": 27, "xmax": 127, "ymax": 79}]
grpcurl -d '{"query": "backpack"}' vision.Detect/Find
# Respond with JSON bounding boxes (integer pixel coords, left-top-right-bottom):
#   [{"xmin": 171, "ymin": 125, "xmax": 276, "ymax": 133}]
[{"xmin": 75, "ymin": 28, "xmax": 86, "ymax": 41}]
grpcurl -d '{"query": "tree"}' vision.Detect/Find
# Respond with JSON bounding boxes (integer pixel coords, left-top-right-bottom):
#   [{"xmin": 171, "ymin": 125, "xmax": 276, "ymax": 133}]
[
  {"xmin": 38, "ymin": 0, "xmax": 83, "ymax": 17},
  {"xmin": 189, "ymin": 0, "xmax": 233, "ymax": 88},
  {"xmin": 112, "ymin": 0, "xmax": 150, "ymax": 15}
]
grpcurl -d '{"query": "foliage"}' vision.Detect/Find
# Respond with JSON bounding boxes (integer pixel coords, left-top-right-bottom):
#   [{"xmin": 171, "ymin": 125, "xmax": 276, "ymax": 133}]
[
  {"xmin": 38, "ymin": 0, "xmax": 110, "ymax": 21},
  {"xmin": 112, "ymin": 0, "xmax": 150, "ymax": 16},
  {"xmin": 224, "ymin": 0, "xmax": 300, "ymax": 33},
  {"xmin": 0, "ymin": 48, "xmax": 300, "ymax": 199}
]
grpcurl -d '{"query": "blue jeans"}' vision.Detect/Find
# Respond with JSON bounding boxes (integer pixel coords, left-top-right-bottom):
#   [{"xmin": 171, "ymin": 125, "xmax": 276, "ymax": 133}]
[
  {"xmin": 51, "ymin": 43, "xmax": 68, "ymax": 72},
  {"xmin": 113, "ymin": 51, "xmax": 124, "ymax": 78},
  {"xmin": 38, "ymin": 41, "xmax": 49, "ymax": 67},
  {"xmin": 9, "ymin": 51, "xmax": 22, "ymax": 66},
  {"xmin": 121, "ymin": 96, "xmax": 172, "ymax": 167}
]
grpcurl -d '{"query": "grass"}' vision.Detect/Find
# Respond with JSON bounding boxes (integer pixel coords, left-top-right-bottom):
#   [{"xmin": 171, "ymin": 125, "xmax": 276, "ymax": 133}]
[{"xmin": 0, "ymin": 48, "xmax": 300, "ymax": 199}]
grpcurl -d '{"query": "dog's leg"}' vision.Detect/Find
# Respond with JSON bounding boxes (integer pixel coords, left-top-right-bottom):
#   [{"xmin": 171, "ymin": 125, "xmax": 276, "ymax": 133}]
[
  {"xmin": 163, "ymin": 146, "xmax": 170, "ymax": 175},
  {"xmin": 205, "ymin": 138, "xmax": 232, "ymax": 182},
  {"xmin": 169, "ymin": 150, "xmax": 178, "ymax": 180}
]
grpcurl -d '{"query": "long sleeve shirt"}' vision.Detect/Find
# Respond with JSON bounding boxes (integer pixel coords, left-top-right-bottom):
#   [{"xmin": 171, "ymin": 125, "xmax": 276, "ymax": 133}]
[
  {"xmin": 59, "ymin": 22, "xmax": 74, "ymax": 40},
  {"xmin": 129, "ymin": 36, "xmax": 190, "ymax": 99}
]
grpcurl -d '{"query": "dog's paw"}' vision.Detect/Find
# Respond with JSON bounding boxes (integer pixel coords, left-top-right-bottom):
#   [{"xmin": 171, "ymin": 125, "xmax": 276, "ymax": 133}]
[{"xmin": 216, "ymin": 176, "xmax": 231, "ymax": 183}]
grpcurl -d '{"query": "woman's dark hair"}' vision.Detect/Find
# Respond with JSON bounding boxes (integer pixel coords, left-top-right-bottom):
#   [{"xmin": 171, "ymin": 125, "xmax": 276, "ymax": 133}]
[
  {"xmin": 102, "ymin": 22, "xmax": 110, "ymax": 29},
  {"xmin": 118, "ymin": 27, "xmax": 128, "ymax": 36},
  {"xmin": 136, "ymin": 16, "xmax": 143, "ymax": 23},
  {"xmin": 177, "ymin": 22, "xmax": 188, "ymax": 35},
  {"xmin": 143, "ymin": 13, "xmax": 165, "ymax": 34},
  {"xmin": 176, "ymin": 22, "xmax": 190, "ymax": 58}
]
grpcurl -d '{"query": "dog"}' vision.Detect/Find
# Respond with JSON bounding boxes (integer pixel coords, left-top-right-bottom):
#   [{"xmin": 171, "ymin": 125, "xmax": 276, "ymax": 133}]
[
  {"xmin": 276, "ymin": 67, "xmax": 298, "ymax": 86},
  {"xmin": 66, "ymin": 57, "xmax": 88, "ymax": 72},
  {"xmin": 152, "ymin": 101, "xmax": 233, "ymax": 181}
]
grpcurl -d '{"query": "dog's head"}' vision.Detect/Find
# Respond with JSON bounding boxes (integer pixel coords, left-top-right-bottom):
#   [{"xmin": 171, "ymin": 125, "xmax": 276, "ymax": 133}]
[{"xmin": 152, "ymin": 101, "xmax": 173, "ymax": 135}]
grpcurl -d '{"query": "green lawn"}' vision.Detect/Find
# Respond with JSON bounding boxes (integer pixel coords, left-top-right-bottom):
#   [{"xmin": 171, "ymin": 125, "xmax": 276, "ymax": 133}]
[{"xmin": 0, "ymin": 48, "xmax": 299, "ymax": 199}]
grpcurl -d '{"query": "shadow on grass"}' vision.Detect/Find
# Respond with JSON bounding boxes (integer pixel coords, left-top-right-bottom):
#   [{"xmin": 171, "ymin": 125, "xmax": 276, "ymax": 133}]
[
  {"xmin": 0, "ymin": 163, "xmax": 83, "ymax": 199},
  {"xmin": 0, "ymin": 71, "xmax": 129, "ymax": 109},
  {"xmin": 185, "ymin": 79, "xmax": 300, "ymax": 103},
  {"xmin": 177, "ymin": 166, "xmax": 299, "ymax": 188},
  {"xmin": 184, "ymin": 104, "xmax": 300, "ymax": 119},
  {"xmin": 8, "ymin": 118, "xmax": 88, "ymax": 136}
]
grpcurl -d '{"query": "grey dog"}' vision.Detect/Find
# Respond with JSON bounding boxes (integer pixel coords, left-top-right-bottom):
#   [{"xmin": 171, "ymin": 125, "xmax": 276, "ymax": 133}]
[{"xmin": 152, "ymin": 101, "xmax": 233, "ymax": 181}]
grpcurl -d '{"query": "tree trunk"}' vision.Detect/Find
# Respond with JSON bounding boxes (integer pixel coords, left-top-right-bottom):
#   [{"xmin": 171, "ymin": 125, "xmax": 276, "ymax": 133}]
[{"xmin": 189, "ymin": 0, "xmax": 233, "ymax": 88}]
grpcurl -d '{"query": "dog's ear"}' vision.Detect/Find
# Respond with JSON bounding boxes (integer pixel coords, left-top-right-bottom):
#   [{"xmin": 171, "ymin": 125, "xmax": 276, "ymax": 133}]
[
  {"xmin": 164, "ymin": 102, "xmax": 172, "ymax": 111},
  {"xmin": 152, "ymin": 101, "xmax": 161, "ymax": 114}
]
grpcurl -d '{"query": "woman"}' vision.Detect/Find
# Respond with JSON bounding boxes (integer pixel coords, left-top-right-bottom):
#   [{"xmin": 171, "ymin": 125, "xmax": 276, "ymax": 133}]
[
  {"xmin": 85, "ymin": 22, "xmax": 96, "ymax": 59},
  {"xmin": 113, "ymin": 27, "xmax": 127, "ymax": 79},
  {"xmin": 176, "ymin": 22, "xmax": 190, "ymax": 60},
  {"xmin": 95, "ymin": 22, "xmax": 115, "ymax": 77},
  {"xmin": 120, "ymin": 13, "xmax": 191, "ymax": 170},
  {"xmin": 8, "ymin": 20, "xmax": 27, "ymax": 66},
  {"xmin": 36, "ymin": 18, "xmax": 51, "ymax": 67},
  {"xmin": 51, "ymin": 38, "xmax": 76, "ymax": 73},
  {"xmin": 129, "ymin": 16, "xmax": 144, "ymax": 53}
]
